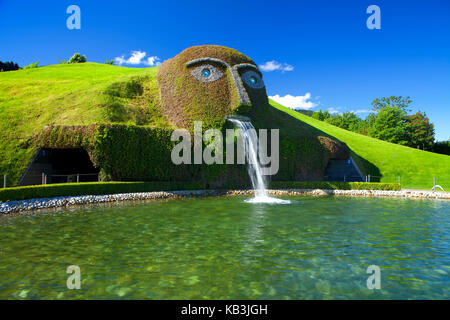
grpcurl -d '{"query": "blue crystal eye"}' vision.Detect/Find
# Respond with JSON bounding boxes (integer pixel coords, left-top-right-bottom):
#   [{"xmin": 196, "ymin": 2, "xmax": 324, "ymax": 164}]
[
  {"xmin": 191, "ymin": 65, "xmax": 224, "ymax": 82},
  {"xmin": 202, "ymin": 68, "xmax": 211, "ymax": 77},
  {"xmin": 241, "ymin": 70, "xmax": 264, "ymax": 89}
]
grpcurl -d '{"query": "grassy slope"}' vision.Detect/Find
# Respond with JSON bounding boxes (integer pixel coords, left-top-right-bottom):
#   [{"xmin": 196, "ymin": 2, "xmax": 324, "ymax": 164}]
[
  {"xmin": 0, "ymin": 63, "xmax": 164, "ymax": 185},
  {"xmin": 270, "ymin": 100, "xmax": 450, "ymax": 190},
  {"xmin": 1, "ymin": 63, "xmax": 448, "ymax": 190}
]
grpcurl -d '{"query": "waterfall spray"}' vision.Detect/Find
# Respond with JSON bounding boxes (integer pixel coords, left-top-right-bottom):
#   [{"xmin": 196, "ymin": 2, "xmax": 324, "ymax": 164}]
[{"xmin": 228, "ymin": 117, "xmax": 290, "ymax": 204}]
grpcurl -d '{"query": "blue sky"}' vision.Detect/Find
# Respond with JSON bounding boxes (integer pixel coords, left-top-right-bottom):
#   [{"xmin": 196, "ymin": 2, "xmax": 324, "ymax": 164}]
[{"xmin": 1, "ymin": 0, "xmax": 449, "ymax": 140}]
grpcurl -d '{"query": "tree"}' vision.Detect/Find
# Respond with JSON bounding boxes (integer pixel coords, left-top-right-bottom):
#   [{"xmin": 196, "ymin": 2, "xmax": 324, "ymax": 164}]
[
  {"xmin": 68, "ymin": 53, "xmax": 87, "ymax": 64},
  {"xmin": 312, "ymin": 109, "xmax": 331, "ymax": 121},
  {"xmin": 367, "ymin": 96, "xmax": 410, "ymax": 145},
  {"xmin": 0, "ymin": 61, "xmax": 20, "ymax": 71},
  {"xmin": 371, "ymin": 96, "xmax": 412, "ymax": 113},
  {"xmin": 23, "ymin": 61, "xmax": 39, "ymax": 69},
  {"xmin": 432, "ymin": 140, "xmax": 450, "ymax": 155},
  {"xmin": 404, "ymin": 111, "xmax": 435, "ymax": 150},
  {"xmin": 105, "ymin": 59, "xmax": 114, "ymax": 65}
]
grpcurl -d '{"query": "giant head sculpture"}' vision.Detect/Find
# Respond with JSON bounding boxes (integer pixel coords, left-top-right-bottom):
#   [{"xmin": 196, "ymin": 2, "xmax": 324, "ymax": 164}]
[{"xmin": 157, "ymin": 45, "xmax": 269, "ymax": 130}]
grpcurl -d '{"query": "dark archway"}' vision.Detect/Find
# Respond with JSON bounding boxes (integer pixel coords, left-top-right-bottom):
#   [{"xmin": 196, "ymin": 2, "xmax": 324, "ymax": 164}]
[
  {"xmin": 324, "ymin": 157, "xmax": 364, "ymax": 182},
  {"xmin": 19, "ymin": 148, "xmax": 99, "ymax": 186}
]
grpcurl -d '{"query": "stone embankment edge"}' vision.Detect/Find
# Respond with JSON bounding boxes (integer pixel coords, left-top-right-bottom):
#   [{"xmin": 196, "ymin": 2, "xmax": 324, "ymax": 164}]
[{"xmin": 1, "ymin": 189, "xmax": 449, "ymax": 214}]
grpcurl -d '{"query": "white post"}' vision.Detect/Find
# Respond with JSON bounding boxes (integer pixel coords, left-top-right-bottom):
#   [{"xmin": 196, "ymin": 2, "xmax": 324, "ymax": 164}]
[
  {"xmin": 42, "ymin": 173, "xmax": 47, "ymax": 185},
  {"xmin": 368, "ymin": 174, "xmax": 371, "ymax": 183},
  {"xmin": 3, "ymin": 174, "xmax": 6, "ymax": 188},
  {"xmin": 398, "ymin": 176, "xmax": 400, "ymax": 184},
  {"xmin": 77, "ymin": 174, "xmax": 80, "ymax": 183}
]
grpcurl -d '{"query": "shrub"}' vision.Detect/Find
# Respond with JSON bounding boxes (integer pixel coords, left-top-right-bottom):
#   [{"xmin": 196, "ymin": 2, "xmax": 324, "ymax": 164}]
[
  {"xmin": 0, "ymin": 180, "xmax": 402, "ymax": 202},
  {"xmin": 105, "ymin": 59, "xmax": 114, "ymax": 65},
  {"xmin": 68, "ymin": 53, "xmax": 87, "ymax": 64},
  {"xmin": 432, "ymin": 140, "xmax": 450, "ymax": 156},
  {"xmin": 23, "ymin": 61, "xmax": 39, "ymax": 69},
  {"xmin": 0, "ymin": 61, "xmax": 20, "ymax": 71},
  {"xmin": 0, "ymin": 181, "xmax": 204, "ymax": 202},
  {"xmin": 269, "ymin": 181, "xmax": 401, "ymax": 191}
]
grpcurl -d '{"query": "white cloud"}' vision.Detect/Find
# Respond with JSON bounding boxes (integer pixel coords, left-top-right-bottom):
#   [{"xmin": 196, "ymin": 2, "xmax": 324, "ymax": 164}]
[
  {"xmin": 115, "ymin": 50, "xmax": 161, "ymax": 66},
  {"xmin": 327, "ymin": 107, "xmax": 340, "ymax": 114},
  {"xmin": 351, "ymin": 109, "xmax": 371, "ymax": 114},
  {"xmin": 269, "ymin": 93, "xmax": 318, "ymax": 110},
  {"xmin": 259, "ymin": 60, "xmax": 294, "ymax": 72}
]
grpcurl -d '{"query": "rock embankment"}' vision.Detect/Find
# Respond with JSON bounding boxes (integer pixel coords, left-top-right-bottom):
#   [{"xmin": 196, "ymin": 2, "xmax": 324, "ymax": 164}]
[{"xmin": 1, "ymin": 189, "xmax": 448, "ymax": 214}]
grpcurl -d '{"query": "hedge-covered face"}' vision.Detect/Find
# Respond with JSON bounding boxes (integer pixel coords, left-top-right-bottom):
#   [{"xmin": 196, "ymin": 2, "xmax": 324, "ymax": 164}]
[{"xmin": 157, "ymin": 45, "xmax": 269, "ymax": 130}]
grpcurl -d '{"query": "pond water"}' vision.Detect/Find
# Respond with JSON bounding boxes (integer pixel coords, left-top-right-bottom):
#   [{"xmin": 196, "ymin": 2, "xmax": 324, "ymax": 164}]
[{"xmin": 0, "ymin": 196, "xmax": 449, "ymax": 299}]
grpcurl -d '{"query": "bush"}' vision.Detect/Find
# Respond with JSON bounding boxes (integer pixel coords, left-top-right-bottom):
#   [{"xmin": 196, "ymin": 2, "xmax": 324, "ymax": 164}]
[
  {"xmin": 432, "ymin": 140, "xmax": 450, "ymax": 156},
  {"xmin": 105, "ymin": 59, "xmax": 114, "ymax": 65},
  {"xmin": 23, "ymin": 61, "xmax": 39, "ymax": 69},
  {"xmin": 0, "ymin": 61, "xmax": 20, "ymax": 71},
  {"xmin": 269, "ymin": 181, "xmax": 401, "ymax": 191},
  {"xmin": 0, "ymin": 180, "xmax": 402, "ymax": 202},
  {"xmin": 0, "ymin": 181, "xmax": 204, "ymax": 202},
  {"xmin": 68, "ymin": 53, "xmax": 87, "ymax": 64}
]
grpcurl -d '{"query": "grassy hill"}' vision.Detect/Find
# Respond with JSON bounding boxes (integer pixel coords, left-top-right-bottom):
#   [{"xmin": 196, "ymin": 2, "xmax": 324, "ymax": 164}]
[
  {"xmin": 1, "ymin": 62, "xmax": 448, "ymax": 190},
  {"xmin": 270, "ymin": 100, "xmax": 450, "ymax": 190},
  {"xmin": 0, "ymin": 63, "xmax": 169, "ymax": 186}
]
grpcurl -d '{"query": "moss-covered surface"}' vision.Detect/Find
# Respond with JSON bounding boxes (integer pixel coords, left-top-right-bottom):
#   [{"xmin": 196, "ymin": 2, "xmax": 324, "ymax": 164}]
[
  {"xmin": 0, "ymin": 63, "xmax": 169, "ymax": 186},
  {"xmin": 0, "ymin": 46, "xmax": 359, "ymax": 189},
  {"xmin": 157, "ymin": 45, "xmax": 269, "ymax": 131},
  {"xmin": 32, "ymin": 124, "xmax": 250, "ymax": 188}
]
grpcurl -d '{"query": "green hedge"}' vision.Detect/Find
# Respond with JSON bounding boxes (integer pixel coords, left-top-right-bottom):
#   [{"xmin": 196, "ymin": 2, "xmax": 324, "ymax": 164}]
[
  {"xmin": 0, "ymin": 180, "xmax": 402, "ymax": 202},
  {"xmin": 269, "ymin": 181, "xmax": 401, "ymax": 191},
  {"xmin": 0, "ymin": 181, "xmax": 203, "ymax": 202}
]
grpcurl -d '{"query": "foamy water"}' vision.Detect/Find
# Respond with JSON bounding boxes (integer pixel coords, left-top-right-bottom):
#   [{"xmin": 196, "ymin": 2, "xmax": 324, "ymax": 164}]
[{"xmin": 227, "ymin": 117, "xmax": 291, "ymax": 204}]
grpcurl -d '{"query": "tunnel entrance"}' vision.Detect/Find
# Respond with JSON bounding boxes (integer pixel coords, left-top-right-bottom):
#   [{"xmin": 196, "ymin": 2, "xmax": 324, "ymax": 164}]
[
  {"xmin": 19, "ymin": 148, "xmax": 99, "ymax": 186},
  {"xmin": 324, "ymin": 157, "xmax": 364, "ymax": 182}
]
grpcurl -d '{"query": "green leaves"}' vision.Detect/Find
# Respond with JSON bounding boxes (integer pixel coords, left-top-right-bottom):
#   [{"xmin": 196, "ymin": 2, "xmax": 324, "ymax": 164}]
[{"xmin": 68, "ymin": 53, "xmax": 87, "ymax": 64}]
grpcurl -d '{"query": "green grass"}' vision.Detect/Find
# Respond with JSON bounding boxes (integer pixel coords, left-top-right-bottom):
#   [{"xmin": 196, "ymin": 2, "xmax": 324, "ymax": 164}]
[
  {"xmin": 0, "ymin": 63, "xmax": 168, "ymax": 185},
  {"xmin": 270, "ymin": 99, "xmax": 450, "ymax": 190}
]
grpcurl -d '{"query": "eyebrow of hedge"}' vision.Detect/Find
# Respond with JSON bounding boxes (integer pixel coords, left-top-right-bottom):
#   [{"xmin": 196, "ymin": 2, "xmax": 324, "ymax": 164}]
[
  {"xmin": 234, "ymin": 63, "xmax": 262, "ymax": 76},
  {"xmin": 186, "ymin": 57, "xmax": 229, "ymax": 68}
]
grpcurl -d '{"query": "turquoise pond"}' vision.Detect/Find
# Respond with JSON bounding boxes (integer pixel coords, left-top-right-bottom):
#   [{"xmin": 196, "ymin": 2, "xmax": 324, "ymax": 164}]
[{"xmin": 0, "ymin": 196, "xmax": 449, "ymax": 299}]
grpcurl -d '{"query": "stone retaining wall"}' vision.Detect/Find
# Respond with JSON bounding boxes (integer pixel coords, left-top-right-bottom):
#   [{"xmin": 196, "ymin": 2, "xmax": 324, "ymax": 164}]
[{"xmin": 1, "ymin": 189, "xmax": 448, "ymax": 214}]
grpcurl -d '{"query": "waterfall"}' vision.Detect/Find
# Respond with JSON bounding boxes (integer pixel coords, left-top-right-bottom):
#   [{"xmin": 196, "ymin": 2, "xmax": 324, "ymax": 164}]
[
  {"xmin": 228, "ymin": 118, "xmax": 268, "ymax": 198},
  {"xmin": 227, "ymin": 117, "xmax": 290, "ymax": 204}
]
